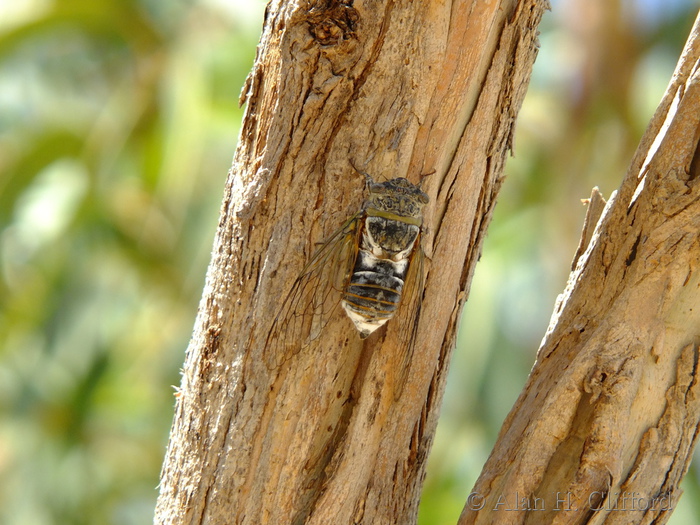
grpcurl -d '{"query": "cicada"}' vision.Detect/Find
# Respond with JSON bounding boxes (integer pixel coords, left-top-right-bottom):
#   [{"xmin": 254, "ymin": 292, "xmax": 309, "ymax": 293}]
[{"xmin": 264, "ymin": 172, "xmax": 428, "ymax": 393}]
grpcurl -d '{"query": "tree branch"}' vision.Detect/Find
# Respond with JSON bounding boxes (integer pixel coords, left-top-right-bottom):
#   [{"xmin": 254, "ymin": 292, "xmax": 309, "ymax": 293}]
[
  {"xmin": 154, "ymin": 0, "xmax": 548, "ymax": 523},
  {"xmin": 460, "ymin": 10, "xmax": 700, "ymax": 525}
]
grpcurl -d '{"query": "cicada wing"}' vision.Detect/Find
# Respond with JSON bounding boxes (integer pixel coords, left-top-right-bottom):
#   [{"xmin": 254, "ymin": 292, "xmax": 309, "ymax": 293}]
[
  {"xmin": 264, "ymin": 213, "xmax": 362, "ymax": 369},
  {"xmin": 393, "ymin": 239, "xmax": 425, "ymax": 399}
]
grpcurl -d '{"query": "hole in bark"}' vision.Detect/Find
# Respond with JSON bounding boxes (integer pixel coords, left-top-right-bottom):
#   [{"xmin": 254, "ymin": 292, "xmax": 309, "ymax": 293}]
[{"xmin": 307, "ymin": 0, "xmax": 359, "ymax": 46}]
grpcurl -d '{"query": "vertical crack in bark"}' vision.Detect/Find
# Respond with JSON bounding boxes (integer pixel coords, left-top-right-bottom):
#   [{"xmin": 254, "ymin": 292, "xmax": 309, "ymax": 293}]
[{"xmin": 625, "ymin": 234, "xmax": 642, "ymax": 267}]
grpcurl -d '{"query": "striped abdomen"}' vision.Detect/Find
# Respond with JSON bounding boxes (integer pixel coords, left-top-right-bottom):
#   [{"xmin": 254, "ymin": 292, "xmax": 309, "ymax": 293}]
[{"xmin": 341, "ymin": 216, "xmax": 419, "ymax": 337}]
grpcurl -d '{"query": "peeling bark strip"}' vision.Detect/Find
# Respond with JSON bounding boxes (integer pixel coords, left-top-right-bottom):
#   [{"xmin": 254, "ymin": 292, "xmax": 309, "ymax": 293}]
[
  {"xmin": 154, "ymin": 1, "xmax": 547, "ymax": 524},
  {"xmin": 460, "ymin": 10, "xmax": 700, "ymax": 525}
]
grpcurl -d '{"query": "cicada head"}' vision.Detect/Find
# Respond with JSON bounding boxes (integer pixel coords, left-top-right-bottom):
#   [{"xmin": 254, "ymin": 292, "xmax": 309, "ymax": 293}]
[{"xmin": 365, "ymin": 177, "xmax": 429, "ymax": 221}]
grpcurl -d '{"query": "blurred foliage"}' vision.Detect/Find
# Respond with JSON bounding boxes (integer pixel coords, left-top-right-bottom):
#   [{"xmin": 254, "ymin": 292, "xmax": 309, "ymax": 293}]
[
  {"xmin": 0, "ymin": 0, "xmax": 698, "ymax": 524},
  {"xmin": 0, "ymin": 0, "xmax": 262, "ymax": 523}
]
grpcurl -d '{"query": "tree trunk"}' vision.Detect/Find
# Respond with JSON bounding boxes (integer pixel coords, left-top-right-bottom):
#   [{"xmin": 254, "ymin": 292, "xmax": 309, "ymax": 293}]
[
  {"xmin": 459, "ymin": 10, "xmax": 700, "ymax": 525},
  {"xmin": 153, "ymin": 0, "xmax": 547, "ymax": 524}
]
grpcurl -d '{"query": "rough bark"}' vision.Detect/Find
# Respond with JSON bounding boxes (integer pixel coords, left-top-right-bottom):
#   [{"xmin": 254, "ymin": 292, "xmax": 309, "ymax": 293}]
[
  {"xmin": 460, "ymin": 10, "xmax": 700, "ymax": 525},
  {"xmin": 154, "ymin": 0, "xmax": 547, "ymax": 524}
]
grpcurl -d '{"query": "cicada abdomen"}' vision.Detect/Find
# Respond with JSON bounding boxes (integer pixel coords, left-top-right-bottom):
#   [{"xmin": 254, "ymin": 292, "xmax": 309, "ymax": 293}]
[{"xmin": 264, "ymin": 172, "xmax": 428, "ymax": 395}]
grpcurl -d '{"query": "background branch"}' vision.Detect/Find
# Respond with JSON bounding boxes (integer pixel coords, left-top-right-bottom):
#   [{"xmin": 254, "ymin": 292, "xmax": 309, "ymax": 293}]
[{"xmin": 460, "ymin": 10, "xmax": 700, "ymax": 525}]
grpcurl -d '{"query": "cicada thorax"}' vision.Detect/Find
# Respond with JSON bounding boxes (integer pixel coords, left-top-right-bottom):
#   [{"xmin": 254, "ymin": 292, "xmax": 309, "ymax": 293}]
[{"xmin": 341, "ymin": 213, "xmax": 420, "ymax": 338}]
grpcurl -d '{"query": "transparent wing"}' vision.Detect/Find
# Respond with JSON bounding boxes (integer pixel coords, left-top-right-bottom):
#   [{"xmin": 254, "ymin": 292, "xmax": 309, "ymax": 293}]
[
  {"xmin": 393, "ymin": 239, "xmax": 425, "ymax": 399},
  {"xmin": 264, "ymin": 213, "xmax": 362, "ymax": 369}
]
